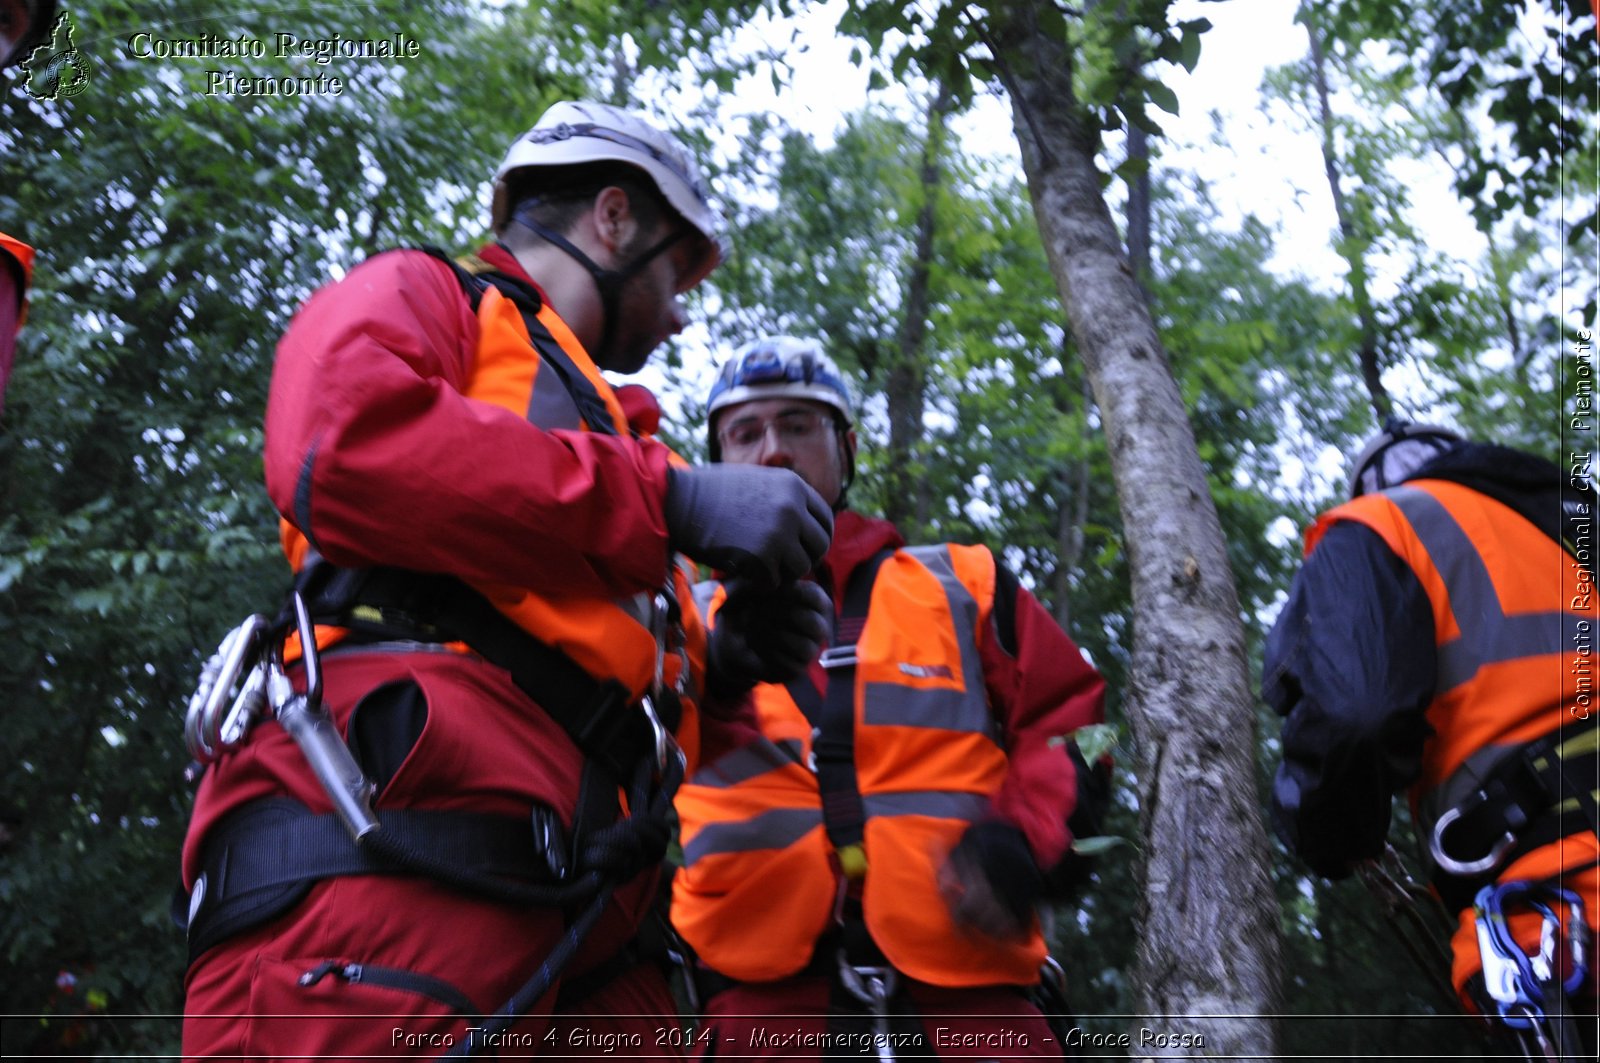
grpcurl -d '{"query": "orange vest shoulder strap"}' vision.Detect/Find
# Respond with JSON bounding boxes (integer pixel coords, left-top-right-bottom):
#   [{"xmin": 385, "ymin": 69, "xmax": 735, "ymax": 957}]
[{"xmin": 412, "ymin": 246, "xmax": 621, "ymax": 437}]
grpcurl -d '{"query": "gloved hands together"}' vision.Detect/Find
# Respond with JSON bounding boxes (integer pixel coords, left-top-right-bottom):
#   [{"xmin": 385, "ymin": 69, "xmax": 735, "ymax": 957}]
[
  {"xmin": 664, "ymin": 465, "xmax": 832, "ymax": 587},
  {"xmin": 936, "ymin": 821, "xmax": 1043, "ymax": 942},
  {"xmin": 707, "ymin": 578, "xmax": 833, "ymax": 700}
]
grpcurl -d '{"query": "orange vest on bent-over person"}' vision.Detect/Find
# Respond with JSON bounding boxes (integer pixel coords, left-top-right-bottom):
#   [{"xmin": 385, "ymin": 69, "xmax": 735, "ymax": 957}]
[
  {"xmin": 280, "ymin": 256, "xmax": 702, "ymax": 726},
  {"xmin": 0, "ymin": 232, "xmax": 34, "ymax": 309},
  {"xmin": 1309, "ymin": 479, "xmax": 1599, "ymax": 995},
  {"xmin": 672, "ymin": 543, "xmax": 1047, "ymax": 988}
]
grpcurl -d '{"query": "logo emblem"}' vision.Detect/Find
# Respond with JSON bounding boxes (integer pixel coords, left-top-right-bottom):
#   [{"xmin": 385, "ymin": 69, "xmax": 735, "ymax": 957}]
[{"xmin": 24, "ymin": 13, "xmax": 91, "ymax": 101}]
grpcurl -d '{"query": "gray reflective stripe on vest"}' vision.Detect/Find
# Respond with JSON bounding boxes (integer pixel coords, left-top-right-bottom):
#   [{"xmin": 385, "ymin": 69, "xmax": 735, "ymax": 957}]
[
  {"xmin": 861, "ymin": 545, "xmax": 993, "ymax": 735},
  {"xmin": 526, "ymin": 359, "xmax": 585, "ymax": 430},
  {"xmin": 682, "ymin": 806, "xmax": 822, "ymax": 866},
  {"xmin": 692, "ymin": 580, "xmax": 720, "ymax": 627},
  {"xmin": 862, "ymin": 790, "xmax": 988, "ymax": 823},
  {"xmin": 1388, "ymin": 486, "xmax": 1571, "ymax": 694},
  {"xmin": 681, "ymin": 790, "xmax": 987, "ymax": 867},
  {"xmin": 689, "ymin": 737, "xmax": 806, "ymax": 789}
]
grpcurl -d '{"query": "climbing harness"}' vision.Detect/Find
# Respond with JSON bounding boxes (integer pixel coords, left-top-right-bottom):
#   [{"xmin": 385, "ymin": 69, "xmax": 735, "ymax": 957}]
[
  {"xmin": 180, "ymin": 572, "xmax": 689, "ymax": 1054},
  {"xmin": 1472, "ymin": 881, "xmax": 1591, "ymax": 1060}
]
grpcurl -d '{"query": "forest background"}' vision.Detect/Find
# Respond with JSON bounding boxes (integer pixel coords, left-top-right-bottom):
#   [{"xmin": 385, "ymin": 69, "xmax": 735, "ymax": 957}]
[{"xmin": 1, "ymin": 0, "xmax": 1595, "ymax": 1057}]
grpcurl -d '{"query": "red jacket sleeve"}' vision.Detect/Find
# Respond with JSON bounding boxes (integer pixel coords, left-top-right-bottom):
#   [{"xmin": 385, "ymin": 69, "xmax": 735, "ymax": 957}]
[
  {"xmin": 263, "ymin": 249, "xmax": 675, "ymax": 597},
  {"xmin": 980, "ymin": 568, "xmax": 1107, "ymax": 871}
]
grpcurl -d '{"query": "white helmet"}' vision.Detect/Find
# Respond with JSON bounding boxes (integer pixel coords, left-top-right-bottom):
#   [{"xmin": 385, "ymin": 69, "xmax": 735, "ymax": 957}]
[
  {"xmin": 492, "ymin": 100, "xmax": 726, "ymax": 290},
  {"xmin": 1346, "ymin": 419, "xmax": 1462, "ymax": 498}
]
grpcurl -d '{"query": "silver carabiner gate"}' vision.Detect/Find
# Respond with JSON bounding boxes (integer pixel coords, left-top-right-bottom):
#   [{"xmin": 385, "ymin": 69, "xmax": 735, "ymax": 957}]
[
  {"xmin": 185, "ymin": 613, "xmax": 272, "ymax": 764},
  {"xmin": 269, "ymin": 591, "xmax": 379, "ymax": 842}
]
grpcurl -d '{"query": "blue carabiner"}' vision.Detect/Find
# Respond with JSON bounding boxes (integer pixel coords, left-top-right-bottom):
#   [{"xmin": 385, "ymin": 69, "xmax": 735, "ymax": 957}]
[
  {"xmin": 1475, "ymin": 880, "xmax": 1592, "ymax": 1029},
  {"xmin": 1474, "ymin": 885, "xmax": 1543, "ymax": 1027}
]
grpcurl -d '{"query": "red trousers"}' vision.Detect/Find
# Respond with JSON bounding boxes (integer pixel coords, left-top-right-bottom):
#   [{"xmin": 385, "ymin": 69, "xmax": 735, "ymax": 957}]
[
  {"xmin": 695, "ymin": 976, "xmax": 1063, "ymax": 1061},
  {"xmin": 183, "ymin": 873, "xmax": 683, "ymax": 1061}
]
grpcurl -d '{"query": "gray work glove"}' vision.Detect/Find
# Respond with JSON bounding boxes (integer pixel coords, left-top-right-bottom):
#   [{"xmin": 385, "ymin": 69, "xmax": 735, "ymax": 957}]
[
  {"xmin": 664, "ymin": 465, "xmax": 833, "ymax": 586},
  {"xmin": 707, "ymin": 578, "xmax": 832, "ymax": 700}
]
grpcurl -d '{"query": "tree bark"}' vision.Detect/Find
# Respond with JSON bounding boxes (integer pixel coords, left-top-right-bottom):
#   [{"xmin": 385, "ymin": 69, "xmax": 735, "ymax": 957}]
[
  {"xmin": 885, "ymin": 79, "xmax": 953, "ymax": 533},
  {"xmin": 1125, "ymin": 122, "xmax": 1152, "ymax": 283},
  {"xmin": 984, "ymin": 1, "xmax": 1282, "ymax": 1055}
]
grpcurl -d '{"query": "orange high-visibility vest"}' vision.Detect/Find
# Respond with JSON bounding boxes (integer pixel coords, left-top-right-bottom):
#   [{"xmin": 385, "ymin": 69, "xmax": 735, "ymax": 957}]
[
  {"xmin": 0, "ymin": 232, "xmax": 34, "ymax": 321},
  {"xmin": 280, "ymin": 256, "xmax": 698, "ymax": 704},
  {"xmin": 1308, "ymin": 479, "xmax": 1593, "ymax": 827},
  {"xmin": 672, "ymin": 543, "xmax": 1047, "ymax": 987}
]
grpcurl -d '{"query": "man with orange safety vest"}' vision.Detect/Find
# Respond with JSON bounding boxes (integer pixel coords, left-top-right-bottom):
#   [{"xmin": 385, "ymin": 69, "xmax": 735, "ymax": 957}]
[
  {"xmin": 2, "ymin": 2, "xmax": 53, "ymax": 416},
  {"xmin": 1266, "ymin": 420, "xmax": 1598, "ymax": 1057},
  {"xmin": 178, "ymin": 102, "xmax": 834, "ymax": 1059},
  {"xmin": 671, "ymin": 336, "xmax": 1109, "ymax": 1058},
  {"xmin": 0, "ymin": 232, "xmax": 31, "ymax": 415}
]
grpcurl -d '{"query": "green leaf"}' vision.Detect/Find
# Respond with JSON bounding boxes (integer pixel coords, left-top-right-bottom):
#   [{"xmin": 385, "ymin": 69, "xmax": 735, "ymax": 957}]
[
  {"xmin": 1179, "ymin": 27, "xmax": 1203, "ymax": 74},
  {"xmin": 1145, "ymin": 80, "xmax": 1180, "ymax": 117},
  {"xmin": 1071, "ymin": 835, "xmax": 1129, "ymax": 856}
]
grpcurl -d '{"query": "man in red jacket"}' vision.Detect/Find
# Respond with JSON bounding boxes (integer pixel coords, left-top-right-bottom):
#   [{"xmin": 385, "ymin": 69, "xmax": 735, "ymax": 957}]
[
  {"xmin": 672, "ymin": 336, "xmax": 1109, "ymax": 1058},
  {"xmin": 0, "ymin": 232, "xmax": 31, "ymax": 415},
  {"xmin": 180, "ymin": 103, "xmax": 833, "ymax": 1060}
]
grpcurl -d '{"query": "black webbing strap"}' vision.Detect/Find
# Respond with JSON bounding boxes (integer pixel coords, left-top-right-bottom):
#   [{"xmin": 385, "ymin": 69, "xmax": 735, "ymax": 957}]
[
  {"xmin": 293, "ymin": 561, "xmax": 658, "ymax": 784},
  {"xmin": 1431, "ymin": 716, "xmax": 1600, "ymax": 910},
  {"xmin": 787, "ymin": 550, "xmax": 895, "ymax": 855},
  {"xmin": 415, "ymin": 245, "xmax": 619, "ymax": 437},
  {"xmin": 180, "ymin": 798, "xmax": 565, "ymax": 963}
]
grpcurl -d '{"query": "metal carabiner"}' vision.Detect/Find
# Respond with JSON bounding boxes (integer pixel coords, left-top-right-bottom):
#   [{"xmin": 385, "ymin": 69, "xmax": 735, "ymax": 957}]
[
  {"xmin": 1430, "ymin": 801, "xmax": 1516, "ymax": 877},
  {"xmin": 270, "ymin": 591, "xmax": 379, "ymax": 842},
  {"xmin": 1532, "ymin": 886, "xmax": 1589, "ymax": 996},
  {"xmin": 185, "ymin": 613, "xmax": 272, "ymax": 763},
  {"xmin": 638, "ymin": 693, "xmax": 685, "ymax": 780},
  {"xmin": 1474, "ymin": 889, "xmax": 1545, "ymax": 1032}
]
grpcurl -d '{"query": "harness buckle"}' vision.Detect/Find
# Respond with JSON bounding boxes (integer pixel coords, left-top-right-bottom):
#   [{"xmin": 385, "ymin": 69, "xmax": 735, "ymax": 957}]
[
  {"xmin": 836, "ymin": 952, "xmax": 899, "ymax": 1063},
  {"xmin": 819, "ymin": 645, "xmax": 859, "ymax": 670},
  {"xmin": 531, "ymin": 805, "xmax": 569, "ymax": 881}
]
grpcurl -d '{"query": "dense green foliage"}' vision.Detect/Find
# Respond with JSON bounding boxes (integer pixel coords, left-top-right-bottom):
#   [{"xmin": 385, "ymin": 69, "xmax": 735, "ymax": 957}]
[{"xmin": 1, "ymin": 0, "xmax": 1589, "ymax": 1055}]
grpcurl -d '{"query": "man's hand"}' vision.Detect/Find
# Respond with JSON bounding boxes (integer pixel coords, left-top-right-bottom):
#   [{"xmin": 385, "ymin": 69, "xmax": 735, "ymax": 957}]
[
  {"xmin": 707, "ymin": 579, "xmax": 832, "ymax": 700},
  {"xmin": 937, "ymin": 821, "xmax": 1043, "ymax": 942},
  {"xmin": 665, "ymin": 466, "xmax": 832, "ymax": 586}
]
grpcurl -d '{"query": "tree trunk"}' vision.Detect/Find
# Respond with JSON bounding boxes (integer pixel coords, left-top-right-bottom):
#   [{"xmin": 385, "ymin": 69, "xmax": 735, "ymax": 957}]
[
  {"xmin": 984, "ymin": 1, "xmax": 1282, "ymax": 1055},
  {"xmin": 1304, "ymin": 13, "xmax": 1390, "ymax": 423},
  {"xmin": 885, "ymin": 79, "xmax": 953, "ymax": 533},
  {"xmin": 1050, "ymin": 366, "xmax": 1093, "ymax": 633}
]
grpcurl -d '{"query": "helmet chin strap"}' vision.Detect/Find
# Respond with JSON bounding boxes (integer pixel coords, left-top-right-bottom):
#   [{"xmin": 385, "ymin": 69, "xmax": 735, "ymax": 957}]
[{"xmin": 511, "ymin": 202, "xmax": 686, "ymax": 363}]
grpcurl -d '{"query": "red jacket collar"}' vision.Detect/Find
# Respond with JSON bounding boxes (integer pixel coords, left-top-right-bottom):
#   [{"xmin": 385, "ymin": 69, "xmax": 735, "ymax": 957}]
[
  {"xmin": 819, "ymin": 510, "xmax": 904, "ymax": 604},
  {"xmin": 475, "ymin": 242, "xmax": 554, "ymax": 308}
]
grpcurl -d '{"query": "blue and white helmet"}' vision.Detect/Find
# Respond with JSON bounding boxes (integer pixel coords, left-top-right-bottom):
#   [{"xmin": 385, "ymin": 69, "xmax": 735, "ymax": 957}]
[{"xmin": 706, "ymin": 336, "xmax": 853, "ymax": 441}]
